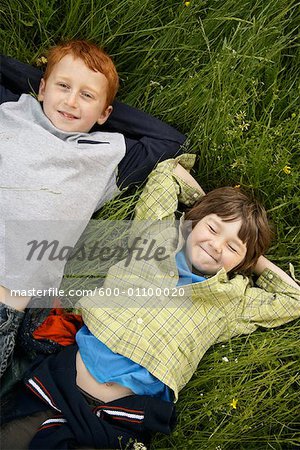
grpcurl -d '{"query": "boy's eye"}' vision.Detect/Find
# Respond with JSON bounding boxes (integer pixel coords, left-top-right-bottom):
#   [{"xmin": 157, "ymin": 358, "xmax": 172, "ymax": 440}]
[
  {"xmin": 208, "ymin": 225, "xmax": 216, "ymax": 233},
  {"xmin": 81, "ymin": 92, "xmax": 93, "ymax": 99},
  {"xmin": 58, "ymin": 82, "xmax": 69, "ymax": 88},
  {"xmin": 228, "ymin": 244, "xmax": 238, "ymax": 253}
]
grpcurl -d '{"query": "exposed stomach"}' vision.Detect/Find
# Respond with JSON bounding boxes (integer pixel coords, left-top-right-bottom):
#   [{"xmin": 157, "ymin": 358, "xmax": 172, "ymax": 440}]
[{"xmin": 75, "ymin": 350, "xmax": 134, "ymax": 403}]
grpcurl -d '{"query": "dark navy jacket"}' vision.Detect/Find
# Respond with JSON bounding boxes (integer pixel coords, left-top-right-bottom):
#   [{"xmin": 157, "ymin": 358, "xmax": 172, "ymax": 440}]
[{"xmin": 6, "ymin": 345, "xmax": 176, "ymax": 449}]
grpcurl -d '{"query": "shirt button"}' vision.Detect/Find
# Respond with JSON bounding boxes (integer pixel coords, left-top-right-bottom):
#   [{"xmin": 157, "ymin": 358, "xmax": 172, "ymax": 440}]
[
  {"xmin": 193, "ymin": 193, "xmax": 199, "ymax": 199},
  {"xmin": 169, "ymin": 270, "xmax": 175, "ymax": 277},
  {"xmin": 137, "ymin": 318, "xmax": 143, "ymax": 324},
  {"xmin": 267, "ymin": 273, "xmax": 274, "ymax": 280}
]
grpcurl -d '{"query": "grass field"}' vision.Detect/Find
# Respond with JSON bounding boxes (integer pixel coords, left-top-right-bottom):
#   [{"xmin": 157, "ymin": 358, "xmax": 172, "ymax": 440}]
[{"xmin": 1, "ymin": 0, "xmax": 299, "ymax": 449}]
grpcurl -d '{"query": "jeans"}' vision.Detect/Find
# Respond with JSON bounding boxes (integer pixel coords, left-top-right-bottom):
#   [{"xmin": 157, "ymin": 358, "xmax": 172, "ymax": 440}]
[{"xmin": 0, "ymin": 304, "xmax": 24, "ymax": 378}]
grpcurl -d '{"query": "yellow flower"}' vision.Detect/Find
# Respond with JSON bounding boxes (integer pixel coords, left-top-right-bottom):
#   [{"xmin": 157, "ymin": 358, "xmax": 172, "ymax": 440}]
[
  {"xmin": 230, "ymin": 398, "xmax": 238, "ymax": 409},
  {"xmin": 36, "ymin": 56, "xmax": 48, "ymax": 66},
  {"xmin": 282, "ymin": 165, "xmax": 291, "ymax": 175},
  {"xmin": 234, "ymin": 184, "xmax": 241, "ymax": 189},
  {"xmin": 185, "ymin": 1, "xmax": 191, "ymax": 6}
]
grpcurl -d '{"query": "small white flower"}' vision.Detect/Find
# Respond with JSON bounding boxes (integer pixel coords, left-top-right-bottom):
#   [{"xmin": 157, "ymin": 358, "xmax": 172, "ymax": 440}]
[
  {"xmin": 222, "ymin": 356, "xmax": 229, "ymax": 363},
  {"xmin": 133, "ymin": 443, "xmax": 147, "ymax": 450}
]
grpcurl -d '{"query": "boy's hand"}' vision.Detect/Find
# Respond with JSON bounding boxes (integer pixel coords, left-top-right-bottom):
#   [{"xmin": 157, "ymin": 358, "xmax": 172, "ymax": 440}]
[{"xmin": 173, "ymin": 163, "xmax": 205, "ymax": 194}]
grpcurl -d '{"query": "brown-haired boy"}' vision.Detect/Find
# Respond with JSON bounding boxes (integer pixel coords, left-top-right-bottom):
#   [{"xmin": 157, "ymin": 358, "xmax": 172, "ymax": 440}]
[
  {"xmin": 1, "ymin": 155, "xmax": 299, "ymax": 450},
  {"xmin": 0, "ymin": 40, "xmax": 185, "ymax": 377},
  {"xmin": 184, "ymin": 186, "xmax": 271, "ymax": 275}
]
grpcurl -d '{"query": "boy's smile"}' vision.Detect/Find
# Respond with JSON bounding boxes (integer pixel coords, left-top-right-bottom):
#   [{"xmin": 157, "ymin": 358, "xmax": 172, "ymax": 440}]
[
  {"xmin": 38, "ymin": 55, "xmax": 112, "ymax": 133},
  {"xmin": 185, "ymin": 214, "xmax": 247, "ymax": 275}
]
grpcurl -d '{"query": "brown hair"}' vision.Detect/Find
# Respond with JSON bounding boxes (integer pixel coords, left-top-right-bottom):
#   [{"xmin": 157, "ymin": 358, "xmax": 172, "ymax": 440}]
[
  {"xmin": 43, "ymin": 39, "xmax": 119, "ymax": 107},
  {"xmin": 185, "ymin": 187, "xmax": 273, "ymax": 274}
]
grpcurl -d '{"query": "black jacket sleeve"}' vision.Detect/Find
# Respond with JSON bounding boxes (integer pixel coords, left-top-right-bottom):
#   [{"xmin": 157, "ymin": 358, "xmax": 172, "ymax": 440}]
[
  {"xmin": 108, "ymin": 101, "xmax": 186, "ymax": 188},
  {"xmin": 0, "ymin": 54, "xmax": 42, "ymax": 99}
]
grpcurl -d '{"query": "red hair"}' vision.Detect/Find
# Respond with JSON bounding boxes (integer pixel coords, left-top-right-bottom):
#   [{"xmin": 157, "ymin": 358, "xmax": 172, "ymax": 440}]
[{"xmin": 43, "ymin": 40, "xmax": 119, "ymax": 107}]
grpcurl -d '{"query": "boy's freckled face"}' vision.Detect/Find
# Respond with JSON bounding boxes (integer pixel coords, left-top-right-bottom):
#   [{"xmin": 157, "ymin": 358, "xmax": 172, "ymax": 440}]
[
  {"xmin": 38, "ymin": 55, "xmax": 112, "ymax": 133},
  {"xmin": 185, "ymin": 214, "xmax": 247, "ymax": 275}
]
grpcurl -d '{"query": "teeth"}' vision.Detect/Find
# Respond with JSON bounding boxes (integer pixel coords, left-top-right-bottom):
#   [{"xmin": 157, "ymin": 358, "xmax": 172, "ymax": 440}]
[{"xmin": 60, "ymin": 111, "xmax": 77, "ymax": 119}]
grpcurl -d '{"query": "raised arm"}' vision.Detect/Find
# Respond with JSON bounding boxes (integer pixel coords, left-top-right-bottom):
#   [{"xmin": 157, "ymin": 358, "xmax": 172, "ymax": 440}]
[
  {"xmin": 112, "ymin": 102, "xmax": 187, "ymax": 188},
  {"xmin": 225, "ymin": 256, "xmax": 300, "ymax": 335},
  {"xmin": 0, "ymin": 54, "xmax": 41, "ymax": 103},
  {"xmin": 173, "ymin": 163, "xmax": 205, "ymax": 194},
  {"xmin": 253, "ymin": 255, "xmax": 299, "ymax": 290},
  {"xmin": 134, "ymin": 154, "xmax": 204, "ymax": 223}
]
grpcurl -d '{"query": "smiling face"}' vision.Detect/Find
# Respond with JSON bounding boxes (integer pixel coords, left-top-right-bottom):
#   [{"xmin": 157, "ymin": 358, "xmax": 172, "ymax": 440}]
[
  {"xmin": 38, "ymin": 55, "xmax": 112, "ymax": 133},
  {"xmin": 185, "ymin": 214, "xmax": 247, "ymax": 275}
]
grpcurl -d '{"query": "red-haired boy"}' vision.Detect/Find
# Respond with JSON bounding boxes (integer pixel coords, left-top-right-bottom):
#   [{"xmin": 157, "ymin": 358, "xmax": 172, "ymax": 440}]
[{"xmin": 0, "ymin": 40, "xmax": 185, "ymax": 377}]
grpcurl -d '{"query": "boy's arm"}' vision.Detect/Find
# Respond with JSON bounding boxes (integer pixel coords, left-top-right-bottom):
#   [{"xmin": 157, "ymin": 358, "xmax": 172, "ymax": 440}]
[
  {"xmin": 253, "ymin": 255, "xmax": 299, "ymax": 290},
  {"xmin": 173, "ymin": 163, "xmax": 205, "ymax": 194},
  {"xmin": 134, "ymin": 154, "xmax": 204, "ymax": 222},
  {"xmin": 106, "ymin": 101, "xmax": 187, "ymax": 188},
  {"xmin": 0, "ymin": 85, "xmax": 19, "ymax": 104},
  {"xmin": 0, "ymin": 54, "xmax": 41, "ymax": 102},
  {"xmin": 236, "ymin": 266, "xmax": 300, "ymax": 330}
]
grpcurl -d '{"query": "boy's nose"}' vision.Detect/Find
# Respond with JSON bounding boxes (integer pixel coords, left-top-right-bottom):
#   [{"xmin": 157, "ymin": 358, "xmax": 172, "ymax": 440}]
[
  {"xmin": 210, "ymin": 239, "xmax": 223, "ymax": 254},
  {"xmin": 65, "ymin": 92, "xmax": 78, "ymax": 108}
]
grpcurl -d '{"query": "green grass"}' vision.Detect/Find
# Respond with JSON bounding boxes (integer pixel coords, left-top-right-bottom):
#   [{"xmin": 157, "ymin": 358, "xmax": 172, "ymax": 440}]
[{"xmin": 1, "ymin": 0, "xmax": 299, "ymax": 448}]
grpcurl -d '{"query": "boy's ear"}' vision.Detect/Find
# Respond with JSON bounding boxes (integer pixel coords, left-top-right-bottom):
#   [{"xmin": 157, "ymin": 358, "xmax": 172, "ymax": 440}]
[
  {"xmin": 97, "ymin": 105, "xmax": 113, "ymax": 126},
  {"xmin": 38, "ymin": 78, "xmax": 46, "ymax": 101}
]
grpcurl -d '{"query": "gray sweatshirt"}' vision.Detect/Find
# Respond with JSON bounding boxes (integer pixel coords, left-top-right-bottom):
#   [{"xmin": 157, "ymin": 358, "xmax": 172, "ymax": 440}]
[{"xmin": 0, "ymin": 94, "xmax": 126, "ymax": 292}]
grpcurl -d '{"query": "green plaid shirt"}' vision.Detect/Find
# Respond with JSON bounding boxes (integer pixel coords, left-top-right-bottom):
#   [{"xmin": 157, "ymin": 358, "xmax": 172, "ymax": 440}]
[{"xmin": 80, "ymin": 154, "xmax": 300, "ymax": 401}]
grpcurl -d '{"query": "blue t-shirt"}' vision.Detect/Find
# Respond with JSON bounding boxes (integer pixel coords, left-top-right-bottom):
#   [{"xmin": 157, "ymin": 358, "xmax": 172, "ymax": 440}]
[
  {"xmin": 76, "ymin": 250, "xmax": 206, "ymax": 401},
  {"xmin": 76, "ymin": 325, "xmax": 172, "ymax": 401}
]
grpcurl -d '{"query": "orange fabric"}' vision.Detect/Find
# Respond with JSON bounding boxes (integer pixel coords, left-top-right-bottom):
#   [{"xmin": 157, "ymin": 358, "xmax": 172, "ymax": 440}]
[{"xmin": 33, "ymin": 308, "xmax": 83, "ymax": 346}]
